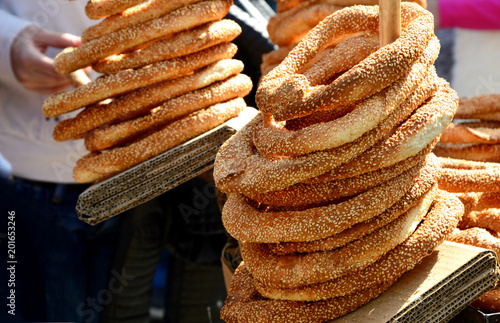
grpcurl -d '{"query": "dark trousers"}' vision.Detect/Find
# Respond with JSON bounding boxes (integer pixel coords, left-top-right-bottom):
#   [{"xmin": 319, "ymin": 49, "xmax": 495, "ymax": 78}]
[{"xmin": 0, "ymin": 177, "xmax": 120, "ymax": 323}]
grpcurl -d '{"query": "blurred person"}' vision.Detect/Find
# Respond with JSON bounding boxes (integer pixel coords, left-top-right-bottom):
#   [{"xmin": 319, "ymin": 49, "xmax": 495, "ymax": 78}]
[{"xmin": 0, "ymin": 2, "xmax": 120, "ymax": 323}]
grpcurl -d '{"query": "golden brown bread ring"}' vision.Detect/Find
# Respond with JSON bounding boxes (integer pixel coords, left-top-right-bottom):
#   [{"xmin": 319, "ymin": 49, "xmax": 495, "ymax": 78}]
[
  {"xmin": 55, "ymin": 0, "xmax": 233, "ymax": 74},
  {"xmin": 82, "ymin": 0, "xmax": 204, "ymax": 42},
  {"xmin": 85, "ymin": 0, "xmax": 145, "ymax": 19},
  {"xmin": 437, "ymin": 156, "xmax": 500, "ymax": 170},
  {"xmin": 275, "ymin": 0, "xmax": 427, "ymax": 13},
  {"xmin": 242, "ymin": 190, "xmax": 432, "ymax": 289},
  {"xmin": 92, "ymin": 20, "xmax": 241, "ymax": 74},
  {"xmin": 439, "ymin": 122, "xmax": 500, "ymax": 144},
  {"xmin": 246, "ymin": 147, "xmax": 428, "ymax": 207},
  {"xmin": 73, "ymin": 98, "xmax": 246, "ymax": 183},
  {"xmin": 267, "ymin": 2, "xmax": 343, "ymax": 47},
  {"xmin": 268, "ymin": 180, "xmax": 439, "ymax": 255},
  {"xmin": 260, "ymin": 45, "xmax": 294, "ymax": 76},
  {"xmin": 221, "ymin": 155, "xmax": 439, "ymax": 243},
  {"xmin": 454, "ymin": 192, "xmax": 500, "ymax": 215},
  {"xmin": 221, "ymin": 263, "xmax": 395, "ymax": 323},
  {"xmin": 438, "ymin": 167, "xmax": 500, "ymax": 193},
  {"xmin": 53, "ymin": 59, "xmax": 244, "ymax": 142},
  {"xmin": 447, "ymin": 227, "xmax": 500, "ymax": 259},
  {"xmin": 44, "ymin": 42, "xmax": 238, "ymax": 117},
  {"xmin": 457, "ymin": 112, "xmax": 500, "ymax": 122},
  {"xmin": 433, "ymin": 142, "xmax": 500, "ymax": 162},
  {"xmin": 276, "ymin": 0, "xmax": 308, "ymax": 13},
  {"xmin": 254, "ymin": 191, "xmax": 463, "ymax": 301},
  {"xmin": 260, "ymin": 31, "xmax": 376, "ymax": 77},
  {"xmin": 256, "ymin": 3, "xmax": 434, "ymax": 121},
  {"xmin": 84, "ymin": 73, "xmax": 252, "ymax": 151},
  {"xmin": 318, "ymin": 79, "xmax": 457, "ymax": 180},
  {"xmin": 459, "ymin": 208, "xmax": 500, "ymax": 234},
  {"xmin": 471, "ymin": 287, "xmax": 500, "ymax": 314},
  {"xmin": 253, "ymin": 39, "xmax": 439, "ymax": 157},
  {"xmin": 456, "ymin": 93, "xmax": 500, "ymax": 118},
  {"xmin": 214, "ymin": 70, "xmax": 440, "ymax": 195}
]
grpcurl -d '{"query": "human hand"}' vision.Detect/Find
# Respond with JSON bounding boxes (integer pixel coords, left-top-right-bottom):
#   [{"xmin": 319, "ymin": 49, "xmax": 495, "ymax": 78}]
[{"xmin": 10, "ymin": 25, "xmax": 83, "ymax": 95}]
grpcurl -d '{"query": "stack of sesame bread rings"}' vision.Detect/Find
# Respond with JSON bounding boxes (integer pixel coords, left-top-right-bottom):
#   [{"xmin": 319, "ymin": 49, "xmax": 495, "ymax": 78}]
[
  {"xmin": 214, "ymin": 3, "xmax": 466, "ymax": 322},
  {"xmin": 42, "ymin": 0, "xmax": 252, "ymax": 183}
]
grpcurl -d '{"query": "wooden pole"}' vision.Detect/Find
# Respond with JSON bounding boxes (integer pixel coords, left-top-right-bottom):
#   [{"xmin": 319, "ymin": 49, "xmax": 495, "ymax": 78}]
[{"xmin": 379, "ymin": 0, "xmax": 401, "ymax": 46}]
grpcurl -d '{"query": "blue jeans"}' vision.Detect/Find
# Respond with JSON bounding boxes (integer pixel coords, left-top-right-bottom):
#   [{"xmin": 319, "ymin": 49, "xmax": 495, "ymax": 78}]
[{"xmin": 0, "ymin": 177, "xmax": 120, "ymax": 323}]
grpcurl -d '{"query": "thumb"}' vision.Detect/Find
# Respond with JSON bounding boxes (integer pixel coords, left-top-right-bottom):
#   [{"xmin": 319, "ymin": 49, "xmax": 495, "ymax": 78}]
[{"xmin": 35, "ymin": 28, "xmax": 82, "ymax": 49}]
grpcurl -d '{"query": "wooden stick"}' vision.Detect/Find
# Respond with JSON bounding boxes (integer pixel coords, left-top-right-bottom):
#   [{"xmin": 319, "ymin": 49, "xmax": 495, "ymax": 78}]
[{"xmin": 379, "ymin": 0, "xmax": 401, "ymax": 46}]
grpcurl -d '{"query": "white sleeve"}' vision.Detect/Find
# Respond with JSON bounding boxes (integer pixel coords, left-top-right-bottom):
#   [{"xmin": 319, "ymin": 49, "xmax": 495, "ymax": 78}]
[{"xmin": 0, "ymin": 10, "xmax": 33, "ymax": 86}]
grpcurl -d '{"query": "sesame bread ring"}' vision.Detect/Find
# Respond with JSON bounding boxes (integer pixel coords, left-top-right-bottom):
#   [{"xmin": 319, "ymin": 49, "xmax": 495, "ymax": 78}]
[
  {"xmin": 85, "ymin": 0, "xmax": 145, "ymax": 19},
  {"xmin": 439, "ymin": 122, "xmax": 500, "ymax": 145},
  {"xmin": 459, "ymin": 209, "xmax": 500, "ymax": 234},
  {"xmin": 256, "ymin": 3, "xmax": 434, "ymax": 121},
  {"xmin": 246, "ymin": 147, "xmax": 429, "ymax": 207},
  {"xmin": 261, "ymin": 45, "xmax": 294, "ymax": 76},
  {"xmin": 267, "ymin": 178, "xmax": 439, "ymax": 255},
  {"xmin": 73, "ymin": 98, "xmax": 246, "ymax": 183},
  {"xmin": 434, "ymin": 142, "xmax": 500, "ymax": 162},
  {"xmin": 44, "ymin": 42, "xmax": 238, "ymax": 117},
  {"xmin": 319, "ymin": 79, "xmax": 458, "ymax": 180},
  {"xmin": 84, "ymin": 73, "xmax": 252, "ymax": 151},
  {"xmin": 459, "ymin": 112, "xmax": 500, "ymax": 122},
  {"xmin": 242, "ymin": 188, "xmax": 432, "ymax": 289},
  {"xmin": 253, "ymin": 191, "xmax": 463, "ymax": 301},
  {"xmin": 438, "ymin": 167, "xmax": 500, "ymax": 193},
  {"xmin": 437, "ymin": 156, "xmax": 500, "ymax": 170},
  {"xmin": 53, "ymin": 59, "xmax": 244, "ymax": 142},
  {"xmin": 214, "ymin": 70, "xmax": 439, "ymax": 195},
  {"xmin": 222, "ymin": 155, "xmax": 439, "ymax": 243},
  {"xmin": 93, "ymin": 19, "xmax": 242, "ymax": 74},
  {"xmin": 454, "ymin": 192, "xmax": 500, "ymax": 215},
  {"xmin": 261, "ymin": 31, "xmax": 377, "ymax": 77},
  {"xmin": 55, "ymin": 0, "xmax": 233, "ymax": 74},
  {"xmin": 82, "ymin": 0, "xmax": 204, "ymax": 42},
  {"xmin": 267, "ymin": 2, "xmax": 343, "ymax": 47},
  {"xmin": 455, "ymin": 93, "xmax": 500, "ymax": 118},
  {"xmin": 447, "ymin": 228, "xmax": 500, "ymax": 259},
  {"xmin": 253, "ymin": 37, "xmax": 439, "ymax": 157},
  {"xmin": 274, "ymin": 0, "xmax": 427, "ymax": 13},
  {"xmin": 221, "ymin": 263, "xmax": 395, "ymax": 323}
]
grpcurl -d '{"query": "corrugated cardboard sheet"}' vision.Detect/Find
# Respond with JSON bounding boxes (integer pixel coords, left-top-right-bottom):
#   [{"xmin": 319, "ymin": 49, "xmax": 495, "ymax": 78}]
[{"xmin": 330, "ymin": 241, "xmax": 499, "ymax": 323}]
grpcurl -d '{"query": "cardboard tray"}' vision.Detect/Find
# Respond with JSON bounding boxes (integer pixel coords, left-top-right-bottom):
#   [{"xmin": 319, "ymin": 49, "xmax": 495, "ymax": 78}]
[
  {"xmin": 76, "ymin": 107, "xmax": 258, "ymax": 225},
  {"xmin": 330, "ymin": 241, "xmax": 500, "ymax": 323}
]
